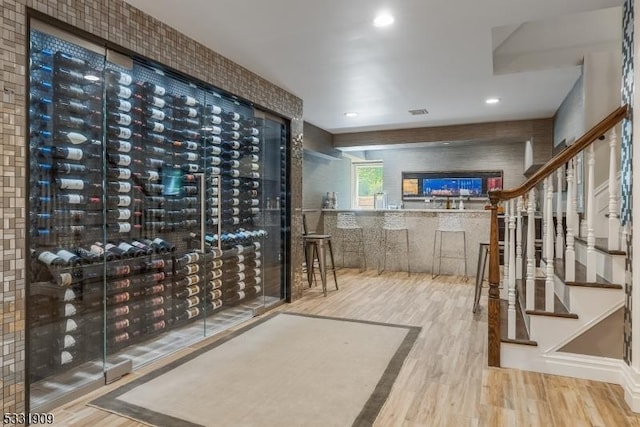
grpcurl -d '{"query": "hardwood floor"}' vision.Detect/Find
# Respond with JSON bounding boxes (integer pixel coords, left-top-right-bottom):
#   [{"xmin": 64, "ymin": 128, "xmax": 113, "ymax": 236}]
[{"xmin": 51, "ymin": 269, "xmax": 640, "ymax": 426}]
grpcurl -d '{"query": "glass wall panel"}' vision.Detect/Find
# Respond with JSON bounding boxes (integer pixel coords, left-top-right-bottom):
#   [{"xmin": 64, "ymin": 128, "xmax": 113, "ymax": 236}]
[
  {"xmin": 27, "ymin": 21, "xmax": 289, "ymax": 411},
  {"xmin": 28, "ymin": 26, "xmax": 107, "ymax": 409}
]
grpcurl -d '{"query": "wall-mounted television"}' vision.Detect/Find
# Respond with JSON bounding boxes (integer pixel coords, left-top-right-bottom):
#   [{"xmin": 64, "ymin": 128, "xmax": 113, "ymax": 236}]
[{"xmin": 401, "ymin": 170, "xmax": 503, "ymax": 200}]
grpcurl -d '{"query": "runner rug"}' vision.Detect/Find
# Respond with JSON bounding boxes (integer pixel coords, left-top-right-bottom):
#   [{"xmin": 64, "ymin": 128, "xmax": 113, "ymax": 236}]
[{"xmin": 91, "ymin": 311, "xmax": 420, "ymax": 427}]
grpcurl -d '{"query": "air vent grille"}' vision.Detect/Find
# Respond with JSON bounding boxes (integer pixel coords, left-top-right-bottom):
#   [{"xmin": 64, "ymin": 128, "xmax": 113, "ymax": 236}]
[{"xmin": 408, "ymin": 108, "xmax": 428, "ymax": 116}]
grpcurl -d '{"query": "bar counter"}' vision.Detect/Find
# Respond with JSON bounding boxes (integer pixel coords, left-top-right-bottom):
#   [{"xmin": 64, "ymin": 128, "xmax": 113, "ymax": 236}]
[{"xmin": 321, "ymin": 209, "xmax": 491, "ymax": 276}]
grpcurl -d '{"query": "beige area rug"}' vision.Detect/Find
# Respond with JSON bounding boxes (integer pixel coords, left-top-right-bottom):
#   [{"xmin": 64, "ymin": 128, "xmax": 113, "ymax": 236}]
[{"xmin": 90, "ymin": 312, "xmax": 420, "ymax": 427}]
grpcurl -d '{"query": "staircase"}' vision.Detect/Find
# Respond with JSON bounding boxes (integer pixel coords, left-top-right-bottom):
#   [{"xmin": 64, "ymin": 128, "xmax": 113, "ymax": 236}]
[{"xmin": 486, "ymin": 106, "xmax": 633, "ymax": 395}]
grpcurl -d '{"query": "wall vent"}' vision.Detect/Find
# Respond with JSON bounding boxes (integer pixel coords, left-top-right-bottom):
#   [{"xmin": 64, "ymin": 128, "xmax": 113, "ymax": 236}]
[{"xmin": 408, "ymin": 108, "xmax": 428, "ymax": 116}]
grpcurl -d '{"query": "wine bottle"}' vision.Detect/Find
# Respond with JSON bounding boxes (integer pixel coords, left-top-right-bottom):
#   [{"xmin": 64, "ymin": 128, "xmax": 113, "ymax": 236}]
[
  {"xmin": 53, "ymin": 66, "xmax": 93, "ymax": 85},
  {"xmin": 108, "ymin": 97, "xmax": 133, "ymax": 112},
  {"xmin": 117, "ymin": 241, "xmax": 144, "ymax": 257},
  {"xmin": 173, "ymin": 117, "xmax": 199, "ymax": 128},
  {"xmin": 137, "ymin": 81, "xmax": 166, "ymax": 96},
  {"xmin": 176, "ymin": 252, "xmax": 200, "ymax": 265},
  {"xmin": 105, "ymin": 69, "xmax": 133, "ymax": 86},
  {"xmin": 54, "ymin": 82, "xmax": 100, "ymax": 101},
  {"xmin": 176, "ymin": 151, "xmax": 199, "ymax": 162},
  {"xmin": 222, "ymin": 150, "xmax": 241, "ymax": 160},
  {"xmin": 107, "ymin": 182, "xmax": 132, "ymax": 194},
  {"xmin": 244, "ymin": 127, "xmax": 260, "ymax": 136},
  {"xmin": 176, "ymin": 275, "xmax": 200, "ymax": 288},
  {"xmin": 243, "ymin": 145, "xmax": 260, "ymax": 153},
  {"xmin": 108, "ymin": 167, "xmax": 132, "ymax": 180},
  {"xmin": 173, "ymin": 140, "xmax": 199, "ymax": 151},
  {"xmin": 54, "ymin": 178, "xmax": 101, "ymax": 191},
  {"xmin": 145, "ymin": 133, "xmax": 167, "ymax": 144},
  {"xmin": 108, "ymin": 153, "xmax": 131, "ymax": 167},
  {"xmin": 221, "ymin": 130, "xmax": 240, "ymax": 140},
  {"xmin": 106, "ymin": 82, "xmax": 132, "ymax": 99},
  {"xmin": 108, "ymin": 125, "xmax": 132, "ymax": 139},
  {"xmin": 54, "ymin": 130, "xmax": 101, "ymax": 145},
  {"xmin": 204, "ymin": 135, "xmax": 222, "ymax": 144},
  {"xmin": 35, "ymin": 250, "xmax": 65, "ymax": 266},
  {"xmin": 76, "ymin": 247, "xmax": 102, "ymax": 263},
  {"xmin": 173, "ymin": 128, "xmax": 200, "ymax": 140},
  {"xmin": 131, "ymin": 240, "xmax": 154, "ymax": 255},
  {"xmin": 178, "ymin": 95, "xmax": 198, "ymax": 107},
  {"xmin": 174, "ymin": 106, "xmax": 199, "ymax": 118},
  {"xmin": 202, "ymin": 145, "xmax": 221, "ymax": 155},
  {"xmin": 152, "ymin": 237, "xmax": 176, "ymax": 252},
  {"xmin": 108, "ymin": 112, "xmax": 132, "ymax": 126},
  {"xmin": 53, "ymin": 51, "xmax": 91, "ymax": 69},
  {"xmin": 56, "ymin": 249, "xmax": 82, "ymax": 266},
  {"xmin": 243, "ymin": 136, "xmax": 260, "ymax": 145},
  {"xmin": 205, "ymin": 104, "xmax": 222, "ymax": 115},
  {"xmin": 221, "ymin": 120, "xmax": 240, "ymax": 131},
  {"xmin": 221, "ymin": 111, "xmax": 240, "ymax": 121},
  {"xmin": 55, "ymin": 99, "xmax": 99, "ymax": 116},
  {"xmin": 107, "ymin": 140, "xmax": 132, "ymax": 154},
  {"xmin": 37, "ymin": 146, "xmax": 87, "ymax": 161},
  {"xmin": 173, "ymin": 166, "xmax": 197, "ymax": 179}
]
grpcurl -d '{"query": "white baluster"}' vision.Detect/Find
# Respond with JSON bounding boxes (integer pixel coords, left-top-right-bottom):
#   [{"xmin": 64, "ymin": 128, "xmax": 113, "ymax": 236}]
[
  {"xmin": 608, "ymin": 127, "xmax": 620, "ymax": 251},
  {"xmin": 556, "ymin": 165, "xmax": 565, "ymax": 259},
  {"xmin": 508, "ymin": 199, "xmax": 517, "ymax": 339},
  {"xmin": 503, "ymin": 199, "xmax": 510, "ymax": 290},
  {"xmin": 542, "ymin": 180, "xmax": 548, "ymax": 259},
  {"xmin": 586, "ymin": 144, "xmax": 597, "ymax": 282},
  {"xmin": 565, "ymin": 158, "xmax": 576, "ymax": 282},
  {"xmin": 545, "ymin": 176, "xmax": 555, "ymax": 311},
  {"xmin": 516, "ymin": 197, "xmax": 523, "ymax": 280},
  {"xmin": 526, "ymin": 189, "xmax": 536, "ymax": 311},
  {"xmin": 575, "ymin": 154, "xmax": 582, "ymax": 237}
]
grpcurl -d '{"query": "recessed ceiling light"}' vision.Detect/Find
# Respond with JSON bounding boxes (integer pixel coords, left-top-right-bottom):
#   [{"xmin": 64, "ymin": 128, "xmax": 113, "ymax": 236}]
[
  {"xmin": 443, "ymin": 142, "xmax": 450, "ymax": 145},
  {"xmin": 373, "ymin": 12, "xmax": 394, "ymax": 27},
  {"xmin": 344, "ymin": 112, "xmax": 359, "ymax": 117},
  {"xmin": 485, "ymin": 97, "xmax": 501, "ymax": 104}
]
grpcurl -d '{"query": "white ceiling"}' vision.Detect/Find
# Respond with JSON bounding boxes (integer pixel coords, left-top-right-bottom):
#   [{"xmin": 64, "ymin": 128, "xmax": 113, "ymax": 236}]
[{"xmin": 124, "ymin": 0, "xmax": 622, "ymax": 134}]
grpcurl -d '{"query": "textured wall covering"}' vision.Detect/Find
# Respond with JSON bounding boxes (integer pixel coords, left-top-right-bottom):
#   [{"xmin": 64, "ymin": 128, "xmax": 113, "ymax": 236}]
[
  {"xmin": 622, "ymin": 0, "xmax": 634, "ymax": 366},
  {"xmin": 365, "ymin": 141, "xmax": 527, "ymax": 208},
  {"xmin": 0, "ymin": 0, "xmax": 303, "ymax": 417}
]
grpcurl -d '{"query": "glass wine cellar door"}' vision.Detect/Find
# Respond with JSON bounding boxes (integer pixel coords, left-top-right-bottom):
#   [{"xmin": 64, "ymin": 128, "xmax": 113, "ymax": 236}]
[{"xmin": 27, "ymin": 21, "xmax": 289, "ymax": 411}]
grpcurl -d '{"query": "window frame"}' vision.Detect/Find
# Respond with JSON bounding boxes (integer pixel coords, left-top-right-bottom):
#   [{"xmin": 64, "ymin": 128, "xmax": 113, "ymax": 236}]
[{"xmin": 351, "ymin": 161, "xmax": 384, "ymax": 209}]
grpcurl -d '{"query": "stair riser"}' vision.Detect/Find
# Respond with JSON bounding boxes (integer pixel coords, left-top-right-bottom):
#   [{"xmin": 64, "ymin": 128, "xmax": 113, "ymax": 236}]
[
  {"xmin": 574, "ymin": 240, "xmax": 625, "ymax": 284},
  {"xmin": 539, "ymin": 259, "xmax": 570, "ymax": 308}
]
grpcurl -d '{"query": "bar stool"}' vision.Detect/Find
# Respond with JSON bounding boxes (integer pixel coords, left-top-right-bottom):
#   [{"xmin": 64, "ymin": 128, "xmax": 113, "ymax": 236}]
[
  {"xmin": 302, "ymin": 212, "xmax": 338, "ymax": 296},
  {"xmin": 379, "ymin": 211, "xmax": 410, "ymax": 276},
  {"xmin": 473, "ymin": 243, "xmax": 489, "ymax": 313},
  {"xmin": 335, "ymin": 212, "xmax": 366, "ymax": 271},
  {"xmin": 432, "ymin": 213, "xmax": 467, "ymax": 279}
]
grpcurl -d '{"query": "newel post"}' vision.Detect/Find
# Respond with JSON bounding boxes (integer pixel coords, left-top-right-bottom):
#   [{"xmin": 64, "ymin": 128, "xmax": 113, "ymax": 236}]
[{"xmin": 488, "ymin": 191, "xmax": 501, "ymax": 367}]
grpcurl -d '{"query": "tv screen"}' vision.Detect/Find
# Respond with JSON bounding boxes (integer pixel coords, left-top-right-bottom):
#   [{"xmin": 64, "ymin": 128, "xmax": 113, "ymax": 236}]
[{"xmin": 401, "ymin": 170, "xmax": 502, "ymax": 200}]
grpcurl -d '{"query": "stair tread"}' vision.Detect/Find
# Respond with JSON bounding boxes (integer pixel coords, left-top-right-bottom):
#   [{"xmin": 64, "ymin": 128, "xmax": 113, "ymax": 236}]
[
  {"xmin": 516, "ymin": 278, "xmax": 578, "ymax": 318},
  {"xmin": 574, "ymin": 236, "xmax": 626, "ymax": 256},
  {"xmin": 500, "ymin": 298, "xmax": 538, "ymax": 346},
  {"xmin": 553, "ymin": 258, "xmax": 623, "ymax": 289}
]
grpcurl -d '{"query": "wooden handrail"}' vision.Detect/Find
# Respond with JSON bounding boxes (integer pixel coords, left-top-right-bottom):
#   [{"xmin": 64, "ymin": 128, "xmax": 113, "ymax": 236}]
[{"xmin": 486, "ymin": 104, "xmax": 629, "ymax": 368}]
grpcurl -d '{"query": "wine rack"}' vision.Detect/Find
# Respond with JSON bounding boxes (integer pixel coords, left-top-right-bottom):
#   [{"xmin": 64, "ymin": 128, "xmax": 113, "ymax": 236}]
[{"xmin": 27, "ymin": 28, "xmax": 287, "ymax": 389}]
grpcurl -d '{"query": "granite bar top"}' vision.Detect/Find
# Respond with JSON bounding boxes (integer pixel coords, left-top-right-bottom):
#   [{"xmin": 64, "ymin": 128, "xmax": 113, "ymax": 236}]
[{"xmin": 321, "ymin": 209, "xmax": 489, "ymax": 214}]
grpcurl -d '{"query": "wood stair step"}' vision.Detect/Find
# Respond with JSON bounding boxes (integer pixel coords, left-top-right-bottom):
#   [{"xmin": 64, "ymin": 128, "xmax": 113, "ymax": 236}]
[
  {"xmin": 500, "ymin": 298, "xmax": 537, "ymax": 346},
  {"xmin": 553, "ymin": 258, "xmax": 623, "ymax": 289},
  {"xmin": 574, "ymin": 235, "xmax": 626, "ymax": 256},
  {"xmin": 516, "ymin": 278, "xmax": 578, "ymax": 319}
]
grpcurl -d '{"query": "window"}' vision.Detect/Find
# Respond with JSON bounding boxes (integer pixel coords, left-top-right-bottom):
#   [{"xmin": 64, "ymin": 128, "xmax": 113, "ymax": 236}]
[{"xmin": 352, "ymin": 162, "xmax": 383, "ymax": 209}]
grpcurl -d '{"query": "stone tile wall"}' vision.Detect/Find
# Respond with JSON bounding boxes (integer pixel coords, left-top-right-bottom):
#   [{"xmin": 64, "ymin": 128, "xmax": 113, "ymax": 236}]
[{"xmin": 0, "ymin": 0, "xmax": 303, "ymax": 419}]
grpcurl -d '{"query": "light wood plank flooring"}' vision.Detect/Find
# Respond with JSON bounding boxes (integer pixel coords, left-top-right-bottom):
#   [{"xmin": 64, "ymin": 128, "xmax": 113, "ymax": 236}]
[{"xmin": 51, "ymin": 269, "xmax": 640, "ymax": 426}]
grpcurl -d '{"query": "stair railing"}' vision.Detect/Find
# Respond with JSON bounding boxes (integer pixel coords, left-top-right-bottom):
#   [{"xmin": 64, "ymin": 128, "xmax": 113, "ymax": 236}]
[{"xmin": 486, "ymin": 105, "xmax": 629, "ymax": 367}]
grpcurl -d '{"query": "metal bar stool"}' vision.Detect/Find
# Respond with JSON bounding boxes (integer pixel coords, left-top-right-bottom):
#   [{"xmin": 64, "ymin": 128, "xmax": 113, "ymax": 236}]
[
  {"xmin": 379, "ymin": 211, "xmax": 410, "ymax": 276},
  {"xmin": 432, "ymin": 213, "xmax": 467, "ymax": 279},
  {"xmin": 335, "ymin": 212, "xmax": 366, "ymax": 271},
  {"xmin": 302, "ymin": 213, "xmax": 338, "ymax": 296},
  {"xmin": 473, "ymin": 242, "xmax": 489, "ymax": 313}
]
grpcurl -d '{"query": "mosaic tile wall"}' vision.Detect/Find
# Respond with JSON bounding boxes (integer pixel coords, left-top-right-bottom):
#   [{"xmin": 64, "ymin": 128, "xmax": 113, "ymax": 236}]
[
  {"xmin": 622, "ymin": 0, "xmax": 634, "ymax": 366},
  {"xmin": 0, "ymin": 0, "xmax": 304, "ymax": 417}
]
